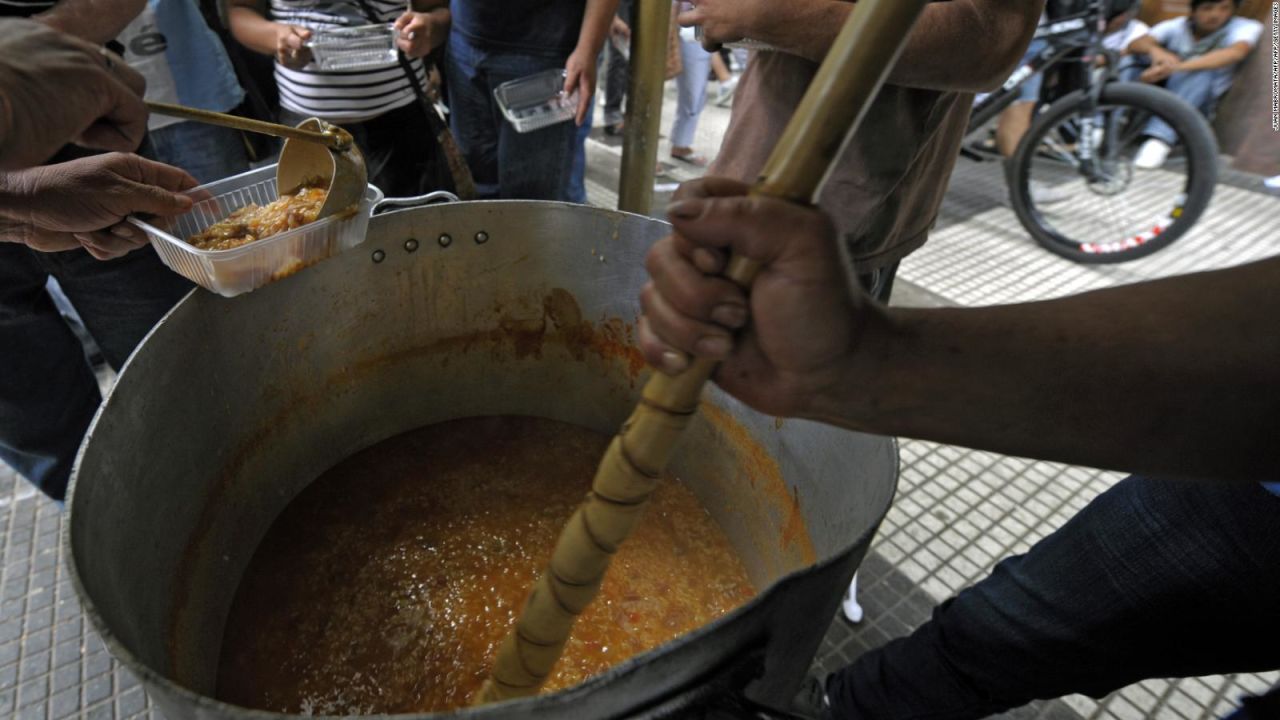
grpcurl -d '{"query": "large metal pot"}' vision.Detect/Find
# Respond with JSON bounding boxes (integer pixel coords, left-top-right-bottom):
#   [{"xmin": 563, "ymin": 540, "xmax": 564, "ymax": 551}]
[{"xmin": 65, "ymin": 200, "xmax": 897, "ymax": 719}]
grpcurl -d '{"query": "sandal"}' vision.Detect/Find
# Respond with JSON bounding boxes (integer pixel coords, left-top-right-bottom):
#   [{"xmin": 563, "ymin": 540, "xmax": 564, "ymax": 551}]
[{"xmin": 670, "ymin": 150, "xmax": 709, "ymax": 168}]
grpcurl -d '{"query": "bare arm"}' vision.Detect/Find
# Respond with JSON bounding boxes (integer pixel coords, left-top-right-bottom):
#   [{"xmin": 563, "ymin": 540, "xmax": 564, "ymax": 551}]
[
  {"xmin": 639, "ymin": 180, "xmax": 1280, "ymax": 482},
  {"xmin": 228, "ymin": 0, "xmax": 313, "ymax": 68},
  {"xmin": 817, "ymin": 260, "xmax": 1280, "ymax": 480},
  {"xmin": 1176, "ymin": 41, "xmax": 1252, "ymax": 72},
  {"xmin": 1128, "ymin": 33, "xmax": 1182, "ymax": 66},
  {"xmin": 228, "ymin": 0, "xmax": 280, "ymax": 55},
  {"xmin": 395, "ymin": 0, "xmax": 449, "ymax": 58},
  {"xmin": 36, "ymin": 0, "xmax": 146, "ymax": 44},
  {"xmin": 682, "ymin": 0, "xmax": 1043, "ymax": 92},
  {"xmin": 563, "ymin": 0, "xmax": 620, "ymax": 124}
]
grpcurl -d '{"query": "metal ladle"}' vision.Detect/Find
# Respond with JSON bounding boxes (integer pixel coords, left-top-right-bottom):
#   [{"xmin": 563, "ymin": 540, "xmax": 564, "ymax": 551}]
[{"xmin": 145, "ymin": 101, "xmax": 368, "ymax": 220}]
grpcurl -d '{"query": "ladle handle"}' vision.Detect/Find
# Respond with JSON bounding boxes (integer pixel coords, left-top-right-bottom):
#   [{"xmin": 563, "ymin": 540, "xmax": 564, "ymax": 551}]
[
  {"xmin": 477, "ymin": 0, "xmax": 934, "ymax": 705},
  {"xmin": 145, "ymin": 101, "xmax": 349, "ymax": 151}
]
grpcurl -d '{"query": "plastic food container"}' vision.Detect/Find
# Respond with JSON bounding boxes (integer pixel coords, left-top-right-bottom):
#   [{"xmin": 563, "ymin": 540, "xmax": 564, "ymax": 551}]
[
  {"xmin": 493, "ymin": 69, "xmax": 579, "ymax": 133},
  {"xmin": 694, "ymin": 25, "xmax": 774, "ymax": 51},
  {"xmin": 129, "ymin": 165, "xmax": 383, "ymax": 298},
  {"xmin": 306, "ymin": 23, "xmax": 399, "ymax": 71}
]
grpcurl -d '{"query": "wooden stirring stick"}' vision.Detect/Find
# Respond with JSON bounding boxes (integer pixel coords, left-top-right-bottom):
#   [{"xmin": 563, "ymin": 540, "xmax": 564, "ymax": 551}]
[
  {"xmin": 476, "ymin": 0, "xmax": 936, "ymax": 705},
  {"xmin": 145, "ymin": 101, "xmax": 352, "ymax": 151}
]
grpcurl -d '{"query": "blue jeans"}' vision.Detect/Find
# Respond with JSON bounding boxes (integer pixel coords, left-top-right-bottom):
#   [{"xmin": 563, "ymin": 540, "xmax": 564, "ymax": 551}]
[
  {"xmin": 445, "ymin": 31, "xmax": 576, "ymax": 200},
  {"xmin": 0, "ymin": 244, "xmax": 191, "ymax": 501},
  {"xmin": 671, "ymin": 37, "xmax": 711, "ymax": 149},
  {"xmin": 1142, "ymin": 69, "xmax": 1222, "ymax": 146},
  {"xmin": 568, "ymin": 98, "xmax": 594, "ymax": 204},
  {"xmin": 140, "ymin": 121, "xmax": 250, "ymax": 185},
  {"xmin": 828, "ymin": 476, "xmax": 1280, "ymax": 719}
]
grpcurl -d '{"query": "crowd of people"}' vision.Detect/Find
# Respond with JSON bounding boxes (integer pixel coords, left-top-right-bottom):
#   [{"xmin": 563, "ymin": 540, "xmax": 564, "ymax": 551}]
[{"xmin": 0, "ymin": 0, "xmax": 1276, "ymax": 717}]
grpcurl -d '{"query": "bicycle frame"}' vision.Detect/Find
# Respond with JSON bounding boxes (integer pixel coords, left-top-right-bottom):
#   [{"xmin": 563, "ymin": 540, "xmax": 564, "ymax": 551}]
[{"xmin": 965, "ymin": 0, "xmax": 1119, "ymax": 137}]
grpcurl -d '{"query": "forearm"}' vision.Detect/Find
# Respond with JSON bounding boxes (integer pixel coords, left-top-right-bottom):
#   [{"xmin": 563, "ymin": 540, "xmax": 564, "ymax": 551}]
[
  {"xmin": 811, "ymin": 259, "xmax": 1280, "ymax": 480},
  {"xmin": 228, "ymin": 4, "xmax": 279, "ymax": 56},
  {"xmin": 1177, "ymin": 44, "xmax": 1250, "ymax": 72},
  {"xmin": 37, "ymin": 0, "xmax": 146, "ymax": 43},
  {"xmin": 0, "ymin": 170, "xmax": 29, "ymax": 222},
  {"xmin": 576, "ymin": 0, "xmax": 620, "ymax": 56},
  {"xmin": 1127, "ymin": 35, "xmax": 1165, "ymax": 59}
]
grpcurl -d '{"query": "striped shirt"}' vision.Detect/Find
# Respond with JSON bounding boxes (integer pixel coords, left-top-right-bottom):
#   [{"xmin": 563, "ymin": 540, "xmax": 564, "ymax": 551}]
[{"xmin": 270, "ymin": 0, "xmax": 426, "ymax": 123}]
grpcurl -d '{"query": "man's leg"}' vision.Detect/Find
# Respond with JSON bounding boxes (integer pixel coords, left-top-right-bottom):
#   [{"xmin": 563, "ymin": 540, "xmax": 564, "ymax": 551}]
[
  {"xmin": 141, "ymin": 121, "xmax": 251, "ymax": 185},
  {"xmin": 49, "ymin": 246, "xmax": 191, "ymax": 372},
  {"xmin": 996, "ymin": 38, "xmax": 1046, "ymax": 158},
  {"xmin": 489, "ymin": 53, "xmax": 577, "ymax": 200},
  {"xmin": 603, "ymin": 38, "xmax": 629, "ymax": 128},
  {"xmin": 827, "ymin": 477, "xmax": 1280, "ymax": 719},
  {"xmin": 1142, "ymin": 70, "xmax": 1219, "ymax": 145},
  {"xmin": 670, "ymin": 38, "xmax": 712, "ymax": 154},
  {"xmin": 445, "ymin": 32, "xmax": 502, "ymax": 199},
  {"xmin": 0, "ymin": 245, "xmax": 102, "ymax": 501},
  {"xmin": 568, "ymin": 99, "xmax": 594, "ymax": 204}
]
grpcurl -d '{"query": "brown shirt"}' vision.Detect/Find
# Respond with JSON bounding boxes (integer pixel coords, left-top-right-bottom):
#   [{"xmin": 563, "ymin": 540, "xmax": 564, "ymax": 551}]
[{"xmin": 709, "ymin": 50, "xmax": 974, "ymax": 271}]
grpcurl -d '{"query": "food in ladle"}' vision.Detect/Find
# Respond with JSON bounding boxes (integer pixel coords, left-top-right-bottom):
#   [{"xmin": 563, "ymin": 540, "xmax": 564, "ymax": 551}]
[
  {"xmin": 187, "ymin": 185, "xmax": 328, "ymax": 251},
  {"xmin": 216, "ymin": 416, "xmax": 755, "ymax": 715}
]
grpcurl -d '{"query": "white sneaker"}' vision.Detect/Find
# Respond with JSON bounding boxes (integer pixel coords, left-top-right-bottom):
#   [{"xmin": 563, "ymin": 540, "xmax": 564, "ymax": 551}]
[
  {"xmin": 1029, "ymin": 180, "xmax": 1071, "ymax": 205},
  {"xmin": 1133, "ymin": 139, "xmax": 1171, "ymax": 170},
  {"xmin": 1264, "ymin": 174, "xmax": 1280, "ymax": 190},
  {"xmin": 840, "ymin": 574, "xmax": 863, "ymax": 624}
]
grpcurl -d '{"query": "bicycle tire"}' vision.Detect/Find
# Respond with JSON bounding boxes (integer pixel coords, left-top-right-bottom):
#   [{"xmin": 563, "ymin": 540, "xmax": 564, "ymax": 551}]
[{"xmin": 1008, "ymin": 81, "xmax": 1218, "ymax": 264}]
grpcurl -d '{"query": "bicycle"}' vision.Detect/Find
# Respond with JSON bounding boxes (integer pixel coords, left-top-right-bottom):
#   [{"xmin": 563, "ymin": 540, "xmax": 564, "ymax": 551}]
[{"xmin": 962, "ymin": 0, "xmax": 1219, "ymax": 263}]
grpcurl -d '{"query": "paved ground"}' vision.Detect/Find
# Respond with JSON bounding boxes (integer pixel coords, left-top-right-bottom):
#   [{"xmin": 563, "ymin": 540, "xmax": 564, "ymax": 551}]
[{"xmin": 1, "ymin": 75, "xmax": 1278, "ymax": 719}]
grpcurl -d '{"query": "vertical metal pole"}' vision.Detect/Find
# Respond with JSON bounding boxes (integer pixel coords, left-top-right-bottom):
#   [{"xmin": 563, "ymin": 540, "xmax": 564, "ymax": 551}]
[{"xmin": 617, "ymin": 0, "xmax": 672, "ymax": 215}]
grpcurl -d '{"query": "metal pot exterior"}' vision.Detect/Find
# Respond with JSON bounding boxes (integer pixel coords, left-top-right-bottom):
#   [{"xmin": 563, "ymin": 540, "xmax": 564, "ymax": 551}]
[{"xmin": 65, "ymin": 201, "xmax": 897, "ymax": 719}]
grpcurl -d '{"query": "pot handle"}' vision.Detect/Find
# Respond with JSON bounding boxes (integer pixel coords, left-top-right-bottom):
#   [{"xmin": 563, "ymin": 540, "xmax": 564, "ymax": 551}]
[{"xmin": 372, "ymin": 190, "xmax": 460, "ymax": 215}]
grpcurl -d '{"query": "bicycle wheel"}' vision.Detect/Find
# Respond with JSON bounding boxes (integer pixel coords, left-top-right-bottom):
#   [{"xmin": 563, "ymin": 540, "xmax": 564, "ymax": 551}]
[{"xmin": 1008, "ymin": 81, "xmax": 1218, "ymax": 263}]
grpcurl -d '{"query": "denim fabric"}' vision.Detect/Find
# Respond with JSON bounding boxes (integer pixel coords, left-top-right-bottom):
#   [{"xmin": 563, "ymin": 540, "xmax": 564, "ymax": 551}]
[
  {"xmin": 280, "ymin": 102, "xmax": 437, "ymax": 198},
  {"xmin": 603, "ymin": 0, "xmax": 633, "ymax": 128},
  {"xmin": 1016, "ymin": 38, "xmax": 1048, "ymax": 104},
  {"xmin": 671, "ymin": 37, "xmax": 711, "ymax": 149},
  {"xmin": 568, "ymin": 98, "xmax": 594, "ymax": 204},
  {"xmin": 445, "ymin": 30, "xmax": 576, "ymax": 200},
  {"xmin": 1142, "ymin": 69, "xmax": 1221, "ymax": 146},
  {"xmin": 0, "ymin": 244, "xmax": 191, "ymax": 500},
  {"xmin": 140, "ymin": 121, "xmax": 250, "ymax": 185},
  {"xmin": 827, "ymin": 476, "xmax": 1280, "ymax": 719},
  {"xmin": 603, "ymin": 41, "xmax": 629, "ymax": 127}
]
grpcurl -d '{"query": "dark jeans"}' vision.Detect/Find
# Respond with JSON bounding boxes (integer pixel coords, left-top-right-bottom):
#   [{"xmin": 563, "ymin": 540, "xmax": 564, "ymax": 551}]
[
  {"xmin": 827, "ymin": 476, "xmax": 1280, "ymax": 719},
  {"xmin": 444, "ymin": 30, "xmax": 576, "ymax": 200},
  {"xmin": 140, "ymin": 121, "xmax": 250, "ymax": 185},
  {"xmin": 603, "ymin": 0, "xmax": 633, "ymax": 127},
  {"xmin": 0, "ymin": 244, "xmax": 191, "ymax": 500},
  {"xmin": 279, "ymin": 101, "xmax": 437, "ymax": 198}
]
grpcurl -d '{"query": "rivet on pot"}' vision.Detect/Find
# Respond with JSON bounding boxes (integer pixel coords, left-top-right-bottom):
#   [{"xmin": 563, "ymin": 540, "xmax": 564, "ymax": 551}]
[
  {"xmin": 372, "ymin": 249, "xmax": 386, "ymax": 263},
  {"xmin": 438, "ymin": 234, "xmax": 452, "ymax": 248},
  {"xmin": 475, "ymin": 231, "xmax": 489, "ymax": 245},
  {"xmin": 404, "ymin": 238, "xmax": 419, "ymax": 253}
]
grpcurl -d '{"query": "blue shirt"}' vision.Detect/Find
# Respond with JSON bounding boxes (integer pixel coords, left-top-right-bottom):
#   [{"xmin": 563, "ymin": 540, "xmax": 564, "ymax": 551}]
[{"xmin": 118, "ymin": 0, "xmax": 244, "ymax": 130}]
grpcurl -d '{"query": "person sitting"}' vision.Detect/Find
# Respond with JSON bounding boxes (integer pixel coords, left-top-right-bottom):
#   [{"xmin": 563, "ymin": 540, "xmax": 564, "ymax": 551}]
[{"xmin": 1127, "ymin": 0, "xmax": 1261, "ymax": 169}]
